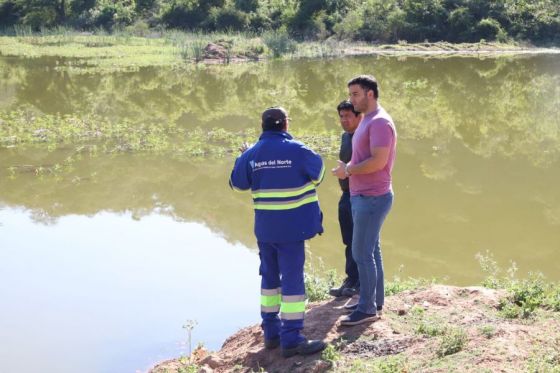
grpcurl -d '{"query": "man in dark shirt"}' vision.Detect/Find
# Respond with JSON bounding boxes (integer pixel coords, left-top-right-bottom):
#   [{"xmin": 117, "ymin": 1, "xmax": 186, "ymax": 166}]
[{"xmin": 329, "ymin": 100, "xmax": 362, "ymax": 297}]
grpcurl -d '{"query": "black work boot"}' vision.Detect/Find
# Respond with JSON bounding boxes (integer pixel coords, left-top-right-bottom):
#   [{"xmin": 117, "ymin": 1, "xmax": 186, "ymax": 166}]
[
  {"xmin": 328, "ymin": 277, "xmax": 353, "ymax": 297},
  {"xmin": 281, "ymin": 339, "xmax": 327, "ymax": 358},
  {"xmin": 341, "ymin": 282, "xmax": 360, "ymax": 297},
  {"xmin": 264, "ymin": 336, "xmax": 280, "ymax": 350}
]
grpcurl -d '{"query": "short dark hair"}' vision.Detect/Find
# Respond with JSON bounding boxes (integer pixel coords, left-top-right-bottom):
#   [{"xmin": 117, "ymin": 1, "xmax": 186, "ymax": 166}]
[
  {"xmin": 337, "ymin": 100, "xmax": 360, "ymax": 116},
  {"xmin": 347, "ymin": 75, "xmax": 379, "ymax": 99},
  {"xmin": 261, "ymin": 106, "xmax": 288, "ymax": 131}
]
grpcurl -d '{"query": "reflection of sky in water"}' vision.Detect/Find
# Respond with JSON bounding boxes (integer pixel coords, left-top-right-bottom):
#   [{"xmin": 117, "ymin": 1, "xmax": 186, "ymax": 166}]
[{"xmin": 0, "ymin": 207, "xmax": 260, "ymax": 373}]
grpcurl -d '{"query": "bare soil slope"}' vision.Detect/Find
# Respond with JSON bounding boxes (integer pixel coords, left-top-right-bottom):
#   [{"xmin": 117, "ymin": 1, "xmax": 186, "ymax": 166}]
[{"xmin": 151, "ymin": 285, "xmax": 560, "ymax": 372}]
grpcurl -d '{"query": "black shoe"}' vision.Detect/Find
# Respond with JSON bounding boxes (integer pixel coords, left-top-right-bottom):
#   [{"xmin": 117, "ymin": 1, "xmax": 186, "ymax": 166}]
[
  {"xmin": 341, "ymin": 286, "xmax": 359, "ymax": 297},
  {"xmin": 329, "ymin": 278, "xmax": 354, "ymax": 297},
  {"xmin": 344, "ymin": 303, "xmax": 383, "ymax": 313},
  {"xmin": 264, "ymin": 337, "xmax": 280, "ymax": 350},
  {"xmin": 340, "ymin": 310, "xmax": 379, "ymax": 326},
  {"xmin": 281, "ymin": 339, "xmax": 327, "ymax": 358}
]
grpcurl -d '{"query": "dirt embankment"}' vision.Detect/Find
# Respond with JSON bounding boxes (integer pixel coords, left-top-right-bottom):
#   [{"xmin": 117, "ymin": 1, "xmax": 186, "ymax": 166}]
[{"xmin": 150, "ymin": 285, "xmax": 560, "ymax": 372}]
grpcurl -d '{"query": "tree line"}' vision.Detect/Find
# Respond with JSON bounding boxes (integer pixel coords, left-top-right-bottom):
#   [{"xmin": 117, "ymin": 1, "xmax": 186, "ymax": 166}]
[{"xmin": 1, "ymin": 0, "xmax": 559, "ymax": 45}]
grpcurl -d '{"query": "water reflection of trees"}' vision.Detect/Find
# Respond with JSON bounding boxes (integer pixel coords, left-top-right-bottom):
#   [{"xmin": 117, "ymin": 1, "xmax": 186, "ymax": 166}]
[
  {"xmin": 0, "ymin": 153, "xmax": 256, "ymax": 248},
  {"xmin": 2, "ymin": 54, "xmax": 559, "ymax": 283},
  {"xmin": 1, "ymin": 55, "xmax": 559, "ymax": 168},
  {"xmin": 1, "ymin": 150, "xmax": 560, "ymax": 284}
]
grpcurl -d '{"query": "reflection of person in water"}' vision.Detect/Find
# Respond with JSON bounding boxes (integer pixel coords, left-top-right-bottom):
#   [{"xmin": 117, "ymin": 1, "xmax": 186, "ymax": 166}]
[{"xmin": 229, "ymin": 106, "xmax": 326, "ymax": 357}]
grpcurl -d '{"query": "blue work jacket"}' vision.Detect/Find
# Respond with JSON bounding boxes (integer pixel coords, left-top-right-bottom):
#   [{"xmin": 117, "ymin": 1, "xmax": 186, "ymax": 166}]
[{"xmin": 229, "ymin": 131, "xmax": 325, "ymax": 243}]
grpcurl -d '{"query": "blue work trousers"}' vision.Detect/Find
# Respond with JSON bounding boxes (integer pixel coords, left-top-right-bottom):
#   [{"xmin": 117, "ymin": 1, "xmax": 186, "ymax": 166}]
[
  {"xmin": 351, "ymin": 192, "xmax": 393, "ymax": 314},
  {"xmin": 258, "ymin": 241, "xmax": 306, "ymax": 349}
]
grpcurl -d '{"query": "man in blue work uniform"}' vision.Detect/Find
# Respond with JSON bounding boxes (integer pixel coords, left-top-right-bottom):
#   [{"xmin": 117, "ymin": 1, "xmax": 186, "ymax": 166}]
[{"xmin": 229, "ymin": 106, "xmax": 327, "ymax": 358}]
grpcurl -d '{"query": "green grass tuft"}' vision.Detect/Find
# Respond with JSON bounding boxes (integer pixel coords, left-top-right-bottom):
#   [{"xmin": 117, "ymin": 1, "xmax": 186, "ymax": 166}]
[
  {"xmin": 436, "ymin": 327, "xmax": 468, "ymax": 357},
  {"xmin": 477, "ymin": 251, "xmax": 560, "ymax": 319}
]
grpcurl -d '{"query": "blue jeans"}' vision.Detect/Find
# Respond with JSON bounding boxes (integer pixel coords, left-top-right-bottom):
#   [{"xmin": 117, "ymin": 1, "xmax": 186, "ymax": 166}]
[{"xmin": 351, "ymin": 192, "xmax": 393, "ymax": 315}]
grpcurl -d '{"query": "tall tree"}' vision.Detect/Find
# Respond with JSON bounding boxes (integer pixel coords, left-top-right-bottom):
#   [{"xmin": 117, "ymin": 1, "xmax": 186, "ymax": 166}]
[{"xmin": 14, "ymin": 0, "xmax": 68, "ymax": 28}]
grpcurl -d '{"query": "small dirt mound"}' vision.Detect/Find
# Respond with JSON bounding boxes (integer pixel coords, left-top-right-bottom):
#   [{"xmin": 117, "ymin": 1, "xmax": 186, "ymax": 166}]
[{"xmin": 204, "ymin": 43, "xmax": 229, "ymax": 59}]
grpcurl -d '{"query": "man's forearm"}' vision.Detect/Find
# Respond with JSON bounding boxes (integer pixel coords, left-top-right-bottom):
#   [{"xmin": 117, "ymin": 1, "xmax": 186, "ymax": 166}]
[
  {"xmin": 346, "ymin": 157, "xmax": 385, "ymax": 175},
  {"xmin": 347, "ymin": 146, "xmax": 390, "ymax": 175}
]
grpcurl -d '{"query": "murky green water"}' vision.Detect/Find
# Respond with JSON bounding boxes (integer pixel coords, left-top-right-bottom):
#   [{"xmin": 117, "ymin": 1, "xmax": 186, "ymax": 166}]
[{"xmin": 1, "ymin": 54, "xmax": 559, "ymax": 372}]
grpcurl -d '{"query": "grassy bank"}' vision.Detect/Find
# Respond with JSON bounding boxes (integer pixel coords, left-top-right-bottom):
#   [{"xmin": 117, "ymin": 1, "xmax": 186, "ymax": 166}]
[
  {"xmin": 306, "ymin": 251, "xmax": 560, "ymax": 318},
  {"xmin": 0, "ymin": 28, "xmax": 546, "ymax": 73},
  {"xmin": 152, "ymin": 252, "xmax": 560, "ymax": 372}
]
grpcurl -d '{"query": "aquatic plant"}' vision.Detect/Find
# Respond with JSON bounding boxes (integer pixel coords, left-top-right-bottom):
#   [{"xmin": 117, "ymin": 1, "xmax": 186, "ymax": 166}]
[{"xmin": 0, "ymin": 109, "xmax": 341, "ymax": 160}]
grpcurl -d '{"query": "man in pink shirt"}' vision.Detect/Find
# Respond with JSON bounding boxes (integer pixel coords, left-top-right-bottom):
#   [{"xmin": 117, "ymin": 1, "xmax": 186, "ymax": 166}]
[{"xmin": 332, "ymin": 75, "xmax": 397, "ymax": 326}]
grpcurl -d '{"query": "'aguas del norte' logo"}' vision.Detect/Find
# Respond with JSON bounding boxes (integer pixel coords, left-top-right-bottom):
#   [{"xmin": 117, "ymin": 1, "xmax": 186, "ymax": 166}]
[{"xmin": 250, "ymin": 159, "xmax": 293, "ymax": 171}]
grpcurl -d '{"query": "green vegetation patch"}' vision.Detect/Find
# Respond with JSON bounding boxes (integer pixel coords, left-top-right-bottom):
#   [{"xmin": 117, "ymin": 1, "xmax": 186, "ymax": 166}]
[
  {"xmin": 0, "ymin": 109, "xmax": 174, "ymax": 153},
  {"xmin": 526, "ymin": 344, "xmax": 560, "ymax": 373},
  {"xmin": 0, "ymin": 28, "xmax": 538, "ymax": 74},
  {"xmin": 2, "ymin": 0, "xmax": 559, "ymax": 46},
  {"xmin": 478, "ymin": 324, "xmax": 496, "ymax": 339},
  {"xmin": 477, "ymin": 251, "xmax": 560, "ymax": 319},
  {"xmin": 0, "ymin": 108, "xmax": 341, "ymax": 167},
  {"xmin": 304, "ymin": 255, "xmax": 339, "ymax": 302},
  {"xmin": 343, "ymin": 355, "xmax": 409, "ymax": 373},
  {"xmin": 321, "ymin": 342, "xmax": 342, "ymax": 367},
  {"xmin": 0, "ymin": 30, "xmax": 271, "ymax": 72},
  {"xmin": 0, "ymin": 33, "xmax": 178, "ymax": 70},
  {"xmin": 436, "ymin": 327, "xmax": 468, "ymax": 357},
  {"xmin": 386, "ymin": 276, "xmax": 431, "ymax": 296}
]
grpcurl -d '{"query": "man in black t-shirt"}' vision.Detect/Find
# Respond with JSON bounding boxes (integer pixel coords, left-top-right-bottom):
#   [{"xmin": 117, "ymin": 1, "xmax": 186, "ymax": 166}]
[{"xmin": 329, "ymin": 100, "xmax": 362, "ymax": 297}]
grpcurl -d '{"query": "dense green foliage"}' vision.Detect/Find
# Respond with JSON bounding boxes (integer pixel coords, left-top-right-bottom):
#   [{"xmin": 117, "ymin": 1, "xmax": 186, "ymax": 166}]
[{"xmin": 1, "ymin": 0, "xmax": 559, "ymax": 45}]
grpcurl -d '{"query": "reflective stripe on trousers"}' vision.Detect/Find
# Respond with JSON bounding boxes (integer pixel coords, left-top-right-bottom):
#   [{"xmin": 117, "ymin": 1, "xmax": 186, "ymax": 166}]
[
  {"xmin": 280, "ymin": 294, "xmax": 306, "ymax": 320},
  {"xmin": 261, "ymin": 287, "xmax": 281, "ymax": 313}
]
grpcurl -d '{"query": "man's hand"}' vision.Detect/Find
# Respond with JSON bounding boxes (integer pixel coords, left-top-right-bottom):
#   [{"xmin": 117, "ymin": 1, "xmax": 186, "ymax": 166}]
[
  {"xmin": 331, "ymin": 160, "xmax": 348, "ymax": 180},
  {"xmin": 238, "ymin": 142, "xmax": 250, "ymax": 153}
]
